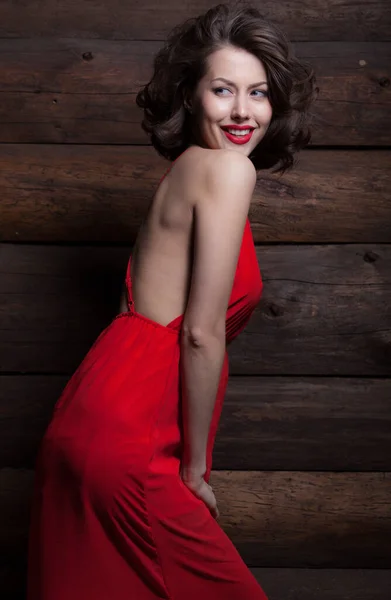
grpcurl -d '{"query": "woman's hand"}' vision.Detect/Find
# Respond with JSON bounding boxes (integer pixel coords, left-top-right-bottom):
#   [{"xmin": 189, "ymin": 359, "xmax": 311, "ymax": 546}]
[{"xmin": 180, "ymin": 469, "xmax": 220, "ymax": 520}]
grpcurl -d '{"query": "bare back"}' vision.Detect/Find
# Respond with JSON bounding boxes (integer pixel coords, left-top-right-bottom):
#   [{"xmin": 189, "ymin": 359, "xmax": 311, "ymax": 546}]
[{"xmin": 119, "ymin": 146, "xmax": 203, "ymax": 327}]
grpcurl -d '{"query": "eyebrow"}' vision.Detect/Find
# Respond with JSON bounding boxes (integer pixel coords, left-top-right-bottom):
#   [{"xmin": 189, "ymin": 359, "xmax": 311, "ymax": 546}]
[{"xmin": 211, "ymin": 77, "xmax": 268, "ymax": 88}]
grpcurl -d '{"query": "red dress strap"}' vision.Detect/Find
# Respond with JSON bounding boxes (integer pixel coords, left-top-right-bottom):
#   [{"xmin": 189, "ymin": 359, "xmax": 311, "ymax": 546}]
[{"xmin": 125, "ymin": 256, "xmax": 134, "ymax": 312}]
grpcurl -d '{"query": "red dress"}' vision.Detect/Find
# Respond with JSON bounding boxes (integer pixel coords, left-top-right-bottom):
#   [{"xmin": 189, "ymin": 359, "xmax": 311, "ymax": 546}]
[{"xmin": 27, "ymin": 156, "xmax": 268, "ymax": 600}]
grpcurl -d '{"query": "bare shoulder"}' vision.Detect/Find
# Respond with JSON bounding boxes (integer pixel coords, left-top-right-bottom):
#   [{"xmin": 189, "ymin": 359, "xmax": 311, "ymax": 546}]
[
  {"xmin": 179, "ymin": 146, "xmax": 256, "ymax": 178},
  {"xmin": 205, "ymin": 148, "xmax": 256, "ymax": 189},
  {"xmin": 176, "ymin": 146, "xmax": 257, "ymax": 206}
]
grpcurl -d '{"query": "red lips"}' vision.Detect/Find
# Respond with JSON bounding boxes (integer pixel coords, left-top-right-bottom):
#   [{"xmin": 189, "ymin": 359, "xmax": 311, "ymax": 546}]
[{"xmin": 222, "ymin": 129, "xmax": 255, "ymax": 145}]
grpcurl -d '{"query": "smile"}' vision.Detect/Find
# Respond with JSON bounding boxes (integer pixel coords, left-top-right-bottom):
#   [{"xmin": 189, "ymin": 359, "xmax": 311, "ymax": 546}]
[{"xmin": 221, "ymin": 128, "xmax": 254, "ymax": 145}]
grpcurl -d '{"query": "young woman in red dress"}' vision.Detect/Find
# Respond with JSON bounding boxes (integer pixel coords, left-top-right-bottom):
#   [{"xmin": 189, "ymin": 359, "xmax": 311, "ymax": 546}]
[{"xmin": 27, "ymin": 3, "xmax": 316, "ymax": 598}]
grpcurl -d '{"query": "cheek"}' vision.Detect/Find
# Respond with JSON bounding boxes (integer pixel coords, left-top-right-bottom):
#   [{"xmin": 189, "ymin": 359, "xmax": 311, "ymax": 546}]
[
  {"xmin": 202, "ymin": 96, "xmax": 227, "ymax": 122},
  {"xmin": 264, "ymin": 102, "xmax": 273, "ymax": 123},
  {"xmin": 256, "ymin": 106, "xmax": 272, "ymax": 129}
]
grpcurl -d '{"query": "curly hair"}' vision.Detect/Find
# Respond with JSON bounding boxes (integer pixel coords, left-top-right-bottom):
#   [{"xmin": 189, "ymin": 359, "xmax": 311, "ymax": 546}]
[{"xmin": 136, "ymin": 1, "xmax": 318, "ymax": 174}]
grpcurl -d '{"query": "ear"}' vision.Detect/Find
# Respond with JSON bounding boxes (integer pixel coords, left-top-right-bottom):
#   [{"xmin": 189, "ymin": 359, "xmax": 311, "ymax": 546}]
[{"xmin": 182, "ymin": 89, "xmax": 193, "ymax": 113}]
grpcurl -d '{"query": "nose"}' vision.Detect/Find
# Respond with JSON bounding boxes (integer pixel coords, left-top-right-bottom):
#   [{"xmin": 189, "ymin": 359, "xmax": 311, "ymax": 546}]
[{"xmin": 231, "ymin": 92, "xmax": 251, "ymax": 120}]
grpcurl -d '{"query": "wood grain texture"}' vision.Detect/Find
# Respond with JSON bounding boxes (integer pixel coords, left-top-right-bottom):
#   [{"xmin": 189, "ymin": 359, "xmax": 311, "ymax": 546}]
[
  {"xmin": 0, "ymin": 0, "xmax": 389, "ymax": 41},
  {"xmin": 216, "ymin": 377, "xmax": 391, "ymax": 471},
  {"xmin": 1, "ymin": 468, "xmax": 390, "ymax": 567},
  {"xmin": 210, "ymin": 471, "xmax": 391, "ymax": 567},
  {"xmin": 1, "ymin": 244, "xmax": 389, "ymax": 374},
  {"xmin": 1, "ymin": 376, "xmax": 390, "ymax": 471},
  {"xmin": 0, "ymin": 146, "xmax": 390, "ymax": 243},
  {"xmin": 235, "ymin": 244, "xmax": 391, "ymax": 375},
  {"xmin": 253, "ymin": 567, "xmax": 391, "ymax": 599},
  {"xmin": 2, "ymin": 565, "xmax": 390, "ymax": 600},
  {"xmin": 0, "ymin": 40, "xmax": 389, "ymax": 145}
]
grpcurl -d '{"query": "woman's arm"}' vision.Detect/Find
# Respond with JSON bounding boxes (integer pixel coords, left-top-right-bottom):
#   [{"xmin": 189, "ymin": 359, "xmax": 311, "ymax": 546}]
[
  {"xmin": 179, "ymin": 149, "xmax": 257, "ymax": 481},
  {"xmin": 180, "ymin": 329, "xmax": 226, "ymax": 480}
]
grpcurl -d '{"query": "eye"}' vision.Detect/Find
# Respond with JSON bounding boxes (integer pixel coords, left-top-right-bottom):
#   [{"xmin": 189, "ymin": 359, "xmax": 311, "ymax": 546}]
[
  {"xmin": 213, "ymin": 87, "xmax": 230, "ymax": 95},
  {"xmin": 252, "ymin": 89, "xmax": 268, "ymax": 97},
  {"xmin": 213, "ymin": 87, "xmax": 268, "ymax": 97}
]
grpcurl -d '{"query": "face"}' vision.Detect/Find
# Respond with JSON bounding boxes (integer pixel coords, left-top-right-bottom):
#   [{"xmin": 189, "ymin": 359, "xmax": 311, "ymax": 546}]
[{"xmin": 185, "ymin": 45, "xmax": 273, "ymax": 155}]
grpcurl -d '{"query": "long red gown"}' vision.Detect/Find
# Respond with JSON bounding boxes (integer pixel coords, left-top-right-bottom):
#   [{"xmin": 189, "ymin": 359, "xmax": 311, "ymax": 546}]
[{"xmin": 27, "ymin": 156, "xmax": 268, "ymax": 600}]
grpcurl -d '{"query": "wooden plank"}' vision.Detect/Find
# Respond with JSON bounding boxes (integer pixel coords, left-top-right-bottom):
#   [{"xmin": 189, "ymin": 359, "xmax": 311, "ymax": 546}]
[
  {"xmin": 0, "ymin": 146, "xmax": 390, "ymax": 243},
  {"xmin": 216, "ymin": 377, "xmax": 391, "ymax": 471},
  {"xmin": 209, "ymin": 471, "xmax": 391, "ymax": 568},
  {"xmin": 0, "ymin": 0, "xmax": 389, "ymax": 42},
  {"xmin": 1, "ymin": 564, "xmax": 390, "ymax": 600},
  {"xmin": 0, "ymin": 40, "xmax": 389, "ymax": 146},
  {"xmin": 1, "ymin": 244, "xmax": 390, "ymax": 375},
  {"xmin": 2, "ymin": 565, "xmax": 390, "ymax": 600},
  {"xmin": 1, "ymin": 376, "xmax": 390, "ymax": 472},
  {"xmin": 1, "ymin": 468, "xmax": 390, "ymax": 567},
  {"xmin": 233, "ymin": 244, "xmax": 391, "ymax": 376},
  {"xmin": 0, "ymin": 377, "xmax": 66, "ymax": 469},
  {"xmin": 251, "ymin": 567, "xmax": 391, "ymax": 600},
  {"xmin": 0, "ymin": 469, "xmax": 34, "ymax": 559}
]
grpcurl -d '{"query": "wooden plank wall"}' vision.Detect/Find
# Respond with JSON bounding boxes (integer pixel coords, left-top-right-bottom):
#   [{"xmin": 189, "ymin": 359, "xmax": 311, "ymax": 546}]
[{"xmin": 0, "ymin": 1, "xmax": 390, "ymax": 598}]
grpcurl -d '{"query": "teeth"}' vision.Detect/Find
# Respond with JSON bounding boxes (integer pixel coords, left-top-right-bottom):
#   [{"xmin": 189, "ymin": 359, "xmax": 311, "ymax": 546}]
[{"xmin": 225, "ymin": 128, "xmax": 251, "ymax": 136}]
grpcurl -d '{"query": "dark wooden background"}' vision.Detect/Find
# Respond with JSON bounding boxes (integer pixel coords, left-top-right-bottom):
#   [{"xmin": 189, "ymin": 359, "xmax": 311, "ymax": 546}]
[{"xmin": 0, "ymin": 1, "xmax": 390, "ymax": 598}]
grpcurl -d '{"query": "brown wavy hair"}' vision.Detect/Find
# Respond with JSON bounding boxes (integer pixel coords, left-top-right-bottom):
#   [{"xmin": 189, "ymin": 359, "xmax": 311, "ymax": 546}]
[{"xmin": 136, "ymin": 1, "xmax": 318, "ymax": 174}]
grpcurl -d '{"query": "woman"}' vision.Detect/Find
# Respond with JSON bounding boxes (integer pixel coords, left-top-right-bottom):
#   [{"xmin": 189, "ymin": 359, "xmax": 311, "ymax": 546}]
[{"xmin": 27, "ymin": 3, "xmax": 317, "ymax": 599}]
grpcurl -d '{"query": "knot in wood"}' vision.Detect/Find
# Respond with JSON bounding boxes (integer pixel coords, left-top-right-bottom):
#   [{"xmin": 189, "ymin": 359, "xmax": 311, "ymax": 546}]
[
  {"xmin": 363, "ymin": 251, "xmax": 379, "ymax": 263},
  {"xmin": 378, "ymin": 77, "xmax": 390, "ymax": 88},
  {"xmin": 268, "ymin": 303, "xmax": 284, "ymax": 317}
]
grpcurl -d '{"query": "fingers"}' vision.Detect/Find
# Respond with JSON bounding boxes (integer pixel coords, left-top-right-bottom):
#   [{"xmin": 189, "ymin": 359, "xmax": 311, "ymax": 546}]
[
  {"xmin": 211, "ymin": 504, "xmax": 220, "ymax": 520},
  {"xmin": 207, "ymin": 484, "xmax": 219, "ymax": 520},
  {"xmin": 181, "ymin": 476, "xmax": 219, "ymax": 520}
]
